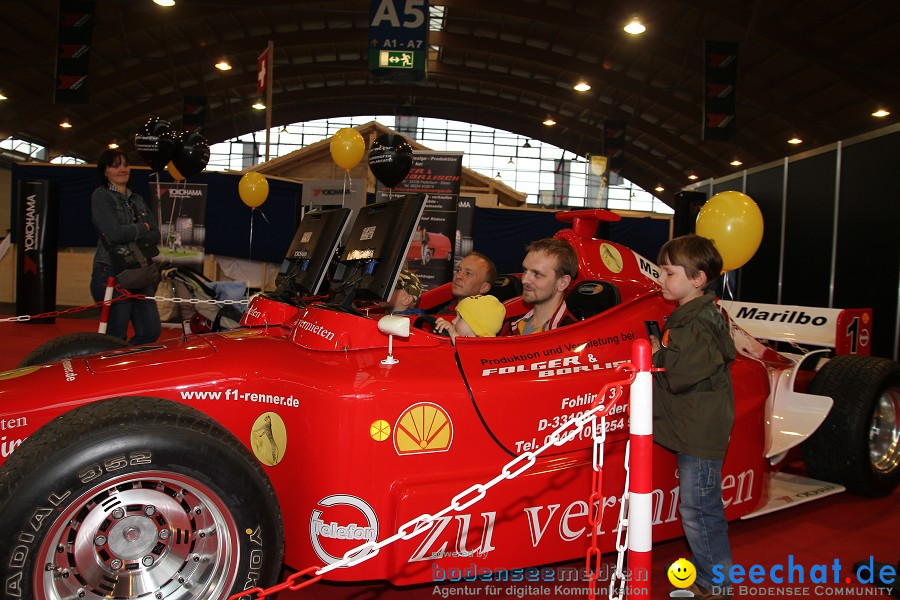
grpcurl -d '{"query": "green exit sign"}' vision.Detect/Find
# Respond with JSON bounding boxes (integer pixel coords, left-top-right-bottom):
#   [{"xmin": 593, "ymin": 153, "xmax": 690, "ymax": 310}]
[{"xmin": 379, "ymin": 50, "xmax": 415, "ymax": 68}]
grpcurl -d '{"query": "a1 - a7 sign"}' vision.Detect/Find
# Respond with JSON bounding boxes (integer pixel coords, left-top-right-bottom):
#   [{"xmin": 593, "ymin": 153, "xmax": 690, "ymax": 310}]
[{"xmin": 368, "ymin": 0, "xmax": 428, "ymax": 81}]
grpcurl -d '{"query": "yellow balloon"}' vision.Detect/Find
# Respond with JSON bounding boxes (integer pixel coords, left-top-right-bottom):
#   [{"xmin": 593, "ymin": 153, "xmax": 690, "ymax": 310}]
[
  {"xmin": 695, "ymin": 191, "xmax": 764, "ymax": 271},
  {"xmin": 239, "ymin": 172, "xmax": 269, "ymax": 208},
  {"xmin": 167, "ymin": 161, "xmax": 184, "ymax": 181},
  {"xmin": 330, "ymin": 127, "xmax": 366, "ymax": 170}
]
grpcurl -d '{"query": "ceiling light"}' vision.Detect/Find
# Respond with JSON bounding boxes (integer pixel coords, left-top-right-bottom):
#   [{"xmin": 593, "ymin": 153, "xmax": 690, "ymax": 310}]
[
  {"xmin": 108, "ymin": 142, "xmax": 119, "ymax": 149},
  {"xmin": 522, "ymin": 139, "xmax": 532, "ymax": 148},
  {"xmin": 543, "ymin": 117, "xmax": 557, "ymax": 126},
  {"xmin": 279, "ymin": 125, "xmax": 289, "ymax": 134},
  {"xmin": 0, "ymin": 92, "xmax": 7, "ymax": 101},
  {"xmin": 730, "ymin": 159, "xmax": 743, "ymax": 167},
  {"xmin": 654, "ymin": 184, "xmax": 664, "ymax": 192},
  {"xmin": 573, "ymin": 81, "xmax": 591, "ymax": 92},
  {"xmin": 624, "ymin": 18, "xmax": 646, "ymax": 35},
  {"xmin": 215, "ymin": 59, "xmax": 232, "ymax": 71},
  {"xmin": 788, "ymin": 137, "xmax": 803, "ymax": 145},
  {"xmin": 495, "ymin": 172, "xmax": 502, "ymax": 179},
  {"xmin": 687, "ymin": 173, "xmax": 698, "ymax": 181},
  {"xmin": 507, "ymin": 157, "xmax": 514, "ymax": 165},
  {"xmin": 59, "ymin": 120, "xmax": 72, "ymax": 128},
  {"xmin": 252, "ymin": 100, "xmax": 266, "ymax": 110},
  {"xmin": 872, "ymin": 108, "xmax": 890, "ymax": 118},
  {"xmin": 153, "ymin": 0, "xmax": 175, "ymax": 6}
]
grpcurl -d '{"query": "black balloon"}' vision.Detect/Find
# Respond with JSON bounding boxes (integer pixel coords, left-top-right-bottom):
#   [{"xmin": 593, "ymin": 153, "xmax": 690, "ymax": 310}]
[
  {"xmin": 368, "ymin": 133, "xmax": 413, "ymax": 188},
  {"xmin": 171, "ymin": 131, "xmax": 210, "ymax": 179},
  {"xmin": 134, "ymin": 117, "xmax": 176, "ymax": 172}
]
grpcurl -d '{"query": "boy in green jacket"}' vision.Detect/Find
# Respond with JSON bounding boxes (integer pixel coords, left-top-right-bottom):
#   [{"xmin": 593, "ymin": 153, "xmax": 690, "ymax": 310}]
[{"xmin": 650, "ymin": 235, "xmax": 736, "ymax": 600}]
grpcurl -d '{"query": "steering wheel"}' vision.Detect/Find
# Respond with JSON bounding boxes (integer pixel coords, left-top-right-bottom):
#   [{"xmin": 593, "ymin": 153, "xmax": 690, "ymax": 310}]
[{"xmin": 412, "ymin": 314, "xmax": 451, "ymax": 337}]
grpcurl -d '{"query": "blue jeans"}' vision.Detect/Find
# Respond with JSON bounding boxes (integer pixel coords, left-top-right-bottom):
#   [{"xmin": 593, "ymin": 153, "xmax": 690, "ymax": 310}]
[
  {"xmin": 677, "ymin": 453, "xmax": 733, "ymax": 591},
  {"xmin": 91, "ymin": 263, "xmax": 161, "ymax": 345}
]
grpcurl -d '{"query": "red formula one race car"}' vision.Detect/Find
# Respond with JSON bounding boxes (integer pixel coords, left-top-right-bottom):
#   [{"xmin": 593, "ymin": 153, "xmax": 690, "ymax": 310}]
[{"xmin": 0, "ymin": 201, "xmax": 897, "ymax": 600}]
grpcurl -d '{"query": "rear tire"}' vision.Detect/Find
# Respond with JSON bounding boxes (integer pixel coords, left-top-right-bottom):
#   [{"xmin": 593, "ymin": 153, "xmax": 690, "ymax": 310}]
[
  {"xmin": 18, "ymin": 332, "xmax": 129, "ymax": 367},
  {"xmin": 0, "ymin": 397, "xmax": 285, "ymax": 599},
  {"xmin": 802, "ymin": 355, "xmax": 900, "ymax": 496}
]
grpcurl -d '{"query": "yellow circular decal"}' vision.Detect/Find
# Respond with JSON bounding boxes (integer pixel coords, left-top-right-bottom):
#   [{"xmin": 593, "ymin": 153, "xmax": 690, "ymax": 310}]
[
  {"xmin": 0, "ymin": 366, "xmax": 41, "ymax": 381},
  {"xmin": 370, "ymin": 419, "xmax": 391, "ymax": 442},
  {"xmin": 667, "ymin": 558, "xmax": 697, "ymax": 588},
  {"xmin": 599, "ymin": 243, "xmax": 624, "ymax": 273},
  {"xmin": 250, "ymin": 412, "xmax": 287, "ymax": 466}
]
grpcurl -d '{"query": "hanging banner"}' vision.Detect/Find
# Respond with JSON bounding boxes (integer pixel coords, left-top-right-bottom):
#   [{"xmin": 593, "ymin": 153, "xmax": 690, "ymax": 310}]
[
  {"xmin": 376, "ymin": 151, "xmax": 462, "ymax": 290},
  {"xmin": 148, "ymin": 182, "xmax": 208, "ymax": 273},
  {"xmin": 16, "ymin": 180, "xmax": 59, "ymax": 323},
  {"xmin": 257, "ymin": 47, "xmax": 269, "ymax": 96},
  {"xmin": 553, "ymin": 159, "xmax": 571, "ymax": 206},
  {"xmin": 586, "ymin": 154, "xmax": 609, "ymax": 208}
]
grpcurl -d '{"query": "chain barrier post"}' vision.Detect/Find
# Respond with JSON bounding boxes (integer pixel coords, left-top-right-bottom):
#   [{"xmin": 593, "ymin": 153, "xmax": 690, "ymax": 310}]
[
  {"xmin": 98, "ymin": 276, "xmax": 116, "ymax": 334},
  {"xmin": 628, "ymin": 339, "xmax": 653, "ymax": 600}
]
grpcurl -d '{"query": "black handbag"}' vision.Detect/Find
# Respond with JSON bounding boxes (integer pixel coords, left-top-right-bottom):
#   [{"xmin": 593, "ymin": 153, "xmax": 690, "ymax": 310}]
[{"xmin": 102, "ymin": 236, "xmax": 161, "ymax": 292}]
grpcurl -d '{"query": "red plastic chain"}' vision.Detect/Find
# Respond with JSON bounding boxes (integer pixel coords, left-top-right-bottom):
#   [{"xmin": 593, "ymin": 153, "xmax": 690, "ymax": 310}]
[
  {"xmin": 227, "ymin": 566, "xmax": 323, "ymax": 600},
  {"xmin": 0, "ymin": 292, "xmax": 133, "ymax": 323}
]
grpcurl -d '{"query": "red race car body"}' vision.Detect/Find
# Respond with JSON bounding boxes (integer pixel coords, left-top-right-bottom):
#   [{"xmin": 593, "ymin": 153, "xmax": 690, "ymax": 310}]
[{"xmin": 0, "ymin": 209, "xmax": 895, "ymax": 600}]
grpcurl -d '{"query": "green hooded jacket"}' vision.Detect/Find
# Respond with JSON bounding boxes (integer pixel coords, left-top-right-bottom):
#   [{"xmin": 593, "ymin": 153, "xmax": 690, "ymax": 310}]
[{"xmin": 652, "ymin": 292, "xmax": 736, "ymax": 460}]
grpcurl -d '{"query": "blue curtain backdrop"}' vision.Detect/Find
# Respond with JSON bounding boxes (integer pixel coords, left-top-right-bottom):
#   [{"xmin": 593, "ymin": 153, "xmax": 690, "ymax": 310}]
[
  {"xmin": 473, "ymin": 207, "xmax": 668, "ymax": 275},
  {"xmin": 10, "ymin": 164, "xmax": 301, "ymax": 263},
  {"xmin": 8, "ymin": 164, "xmax": 668, "ymax": 285}
]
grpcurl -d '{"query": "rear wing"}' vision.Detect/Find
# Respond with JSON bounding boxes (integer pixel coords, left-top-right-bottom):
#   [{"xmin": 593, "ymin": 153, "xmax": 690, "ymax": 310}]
[{"xmin": 721, "ymin": 301, "xmax": 872, "ymax": 356}]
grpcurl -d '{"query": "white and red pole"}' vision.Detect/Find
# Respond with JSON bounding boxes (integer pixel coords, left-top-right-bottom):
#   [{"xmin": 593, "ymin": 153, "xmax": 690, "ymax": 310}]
[
  {"xmin": 98, "ymin": 276, "xmax": 115, "ymax": 334},
  {"xmin": 628, "ymin": 338, "xmax": 653, "ymax": 599}
]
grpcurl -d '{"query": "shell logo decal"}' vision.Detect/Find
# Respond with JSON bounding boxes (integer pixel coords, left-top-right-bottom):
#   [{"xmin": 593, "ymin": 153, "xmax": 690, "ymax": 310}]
[{"xmin": 393, "ymin": 402, "xmax": 453, "ymax": 455}]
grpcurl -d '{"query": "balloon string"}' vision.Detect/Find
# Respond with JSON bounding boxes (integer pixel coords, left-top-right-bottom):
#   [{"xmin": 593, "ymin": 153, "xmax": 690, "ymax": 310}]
[
  {"xmin": 167, "ymin": 189, "xmax": 179, "ymax": 255},
  {"xmin": 722, "ymin": 270, "xmax": 735, "ymax": 301},
  {"xmin": 152, "ymin": 171, "xmax": 162, "ymax": 245},
  {"xmin": 343, "ymin": 170, "xmax": 348, "ymax": 202},
  {"xmin": 249, "ymin": 208, "xmax": 254, "ymax": 263}
]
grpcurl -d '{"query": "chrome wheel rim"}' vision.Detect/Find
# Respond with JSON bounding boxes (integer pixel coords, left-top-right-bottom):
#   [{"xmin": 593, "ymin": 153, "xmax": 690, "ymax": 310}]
[
  {"xmin": 869, "ymin": 385, "xmax": 900, "ymax": 474},
  {"xmin": 35, "ymin": 470, "xmax": 238, "ymax": 600}
]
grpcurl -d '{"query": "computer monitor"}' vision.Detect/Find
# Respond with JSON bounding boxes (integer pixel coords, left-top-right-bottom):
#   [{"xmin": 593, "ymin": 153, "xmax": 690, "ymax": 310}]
[
  {"xmin": 275, "ymin": 208, "xmax": 351, "ymax": 297},
  {"xmin": 329, "ymin": 195, "xmax": 426, "ymax": 305}
]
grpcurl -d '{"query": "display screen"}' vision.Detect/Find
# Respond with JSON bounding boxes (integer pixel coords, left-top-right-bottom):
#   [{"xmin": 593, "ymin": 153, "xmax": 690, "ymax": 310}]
[
  {"xmin": 330, "ymin": 195, "xmax": 426, "ymax": 303},
  {"xmin": 275, "ymin": 208, "xmax": 351, "ymax": 297}
]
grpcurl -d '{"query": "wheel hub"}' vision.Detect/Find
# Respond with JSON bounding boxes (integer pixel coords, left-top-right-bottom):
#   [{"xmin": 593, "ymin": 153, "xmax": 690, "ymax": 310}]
[
  {"xmin": 869, "ymin": 387, "xmax": 900, "ymax": 474},
  {"xmin": 103, "ymin": 513, "xmax": 164, "ymax": 561},
  {"xmin": 37, "ymin": 472, "xmax": 236, "ymax": 600}
]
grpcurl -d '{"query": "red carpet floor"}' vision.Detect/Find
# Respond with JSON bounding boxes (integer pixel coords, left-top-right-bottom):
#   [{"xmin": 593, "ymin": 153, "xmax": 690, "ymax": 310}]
[{"xmin": 1, "ymin": 316, "xmax": 897, "ymax": 599}]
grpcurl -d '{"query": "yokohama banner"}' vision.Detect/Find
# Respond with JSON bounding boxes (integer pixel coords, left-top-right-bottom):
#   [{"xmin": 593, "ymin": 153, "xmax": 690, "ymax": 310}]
[{"xmin": 16, "ymin": 180, "xmax": 59, "ymax": 323}]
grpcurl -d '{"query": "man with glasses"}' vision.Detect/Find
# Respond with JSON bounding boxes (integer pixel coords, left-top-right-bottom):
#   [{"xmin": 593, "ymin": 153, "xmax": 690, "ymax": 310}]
[{"xmin": 425, "ymin": 252, "xmax": 497, "ymax": 314}]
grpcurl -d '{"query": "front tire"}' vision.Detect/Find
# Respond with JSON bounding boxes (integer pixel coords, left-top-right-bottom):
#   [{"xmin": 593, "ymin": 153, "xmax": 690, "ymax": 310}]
[
  {"xmin": 18, "ymin": 332, "xmax": 129, "ymax": 367},
  {"xmin": 0, "ymin": 397, "xmax": 284, "ymax": 599},
  {"xmin": 802, "ymin": 355, "xmax": 900, "ymax": 496}
]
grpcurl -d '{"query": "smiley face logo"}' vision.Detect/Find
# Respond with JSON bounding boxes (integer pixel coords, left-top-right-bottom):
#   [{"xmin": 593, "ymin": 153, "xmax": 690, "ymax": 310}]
[{"xmin": 667, "ymin": 558, "xmax": 697, "ymax": 588}]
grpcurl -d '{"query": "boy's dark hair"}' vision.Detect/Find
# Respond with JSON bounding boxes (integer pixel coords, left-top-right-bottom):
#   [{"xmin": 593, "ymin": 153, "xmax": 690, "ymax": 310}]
[
  {"xmin": 526, "ymin": 238, "xmax": 578, "ymax": 280},
  {"xmin": 657, "ymin": 235, "xmax": 723, "ymax": 290},
  {"xmin": 96, "ymin": 149, "xmax": 131, "ymax": 186}
]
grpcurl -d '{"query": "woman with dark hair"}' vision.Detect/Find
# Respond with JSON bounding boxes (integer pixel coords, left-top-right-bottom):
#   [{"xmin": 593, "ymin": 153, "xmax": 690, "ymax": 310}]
[{"xmin": 90, "ymin": 149, "xmax": 161, "ymax": 345}]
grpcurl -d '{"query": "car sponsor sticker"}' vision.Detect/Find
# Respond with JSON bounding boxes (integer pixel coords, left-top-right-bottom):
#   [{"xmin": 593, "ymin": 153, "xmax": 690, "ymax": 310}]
[
  {"xmin": 250, "ymin": 412, "xmax": 287, "ymax": 466},
  {"xmin": 393, "ymin": 402, "xmax": 453, "ymax": 455},
  {"xmin": 370, "ymin": 419, "xmax": 391, "ymax": 442},
  {"xmin": 310, "ymin": 494, "xmax": 379, "ymax": 565},
  {"xmin": 0, "ymin": 366, "xmax": 40, "ymax": 381}
]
